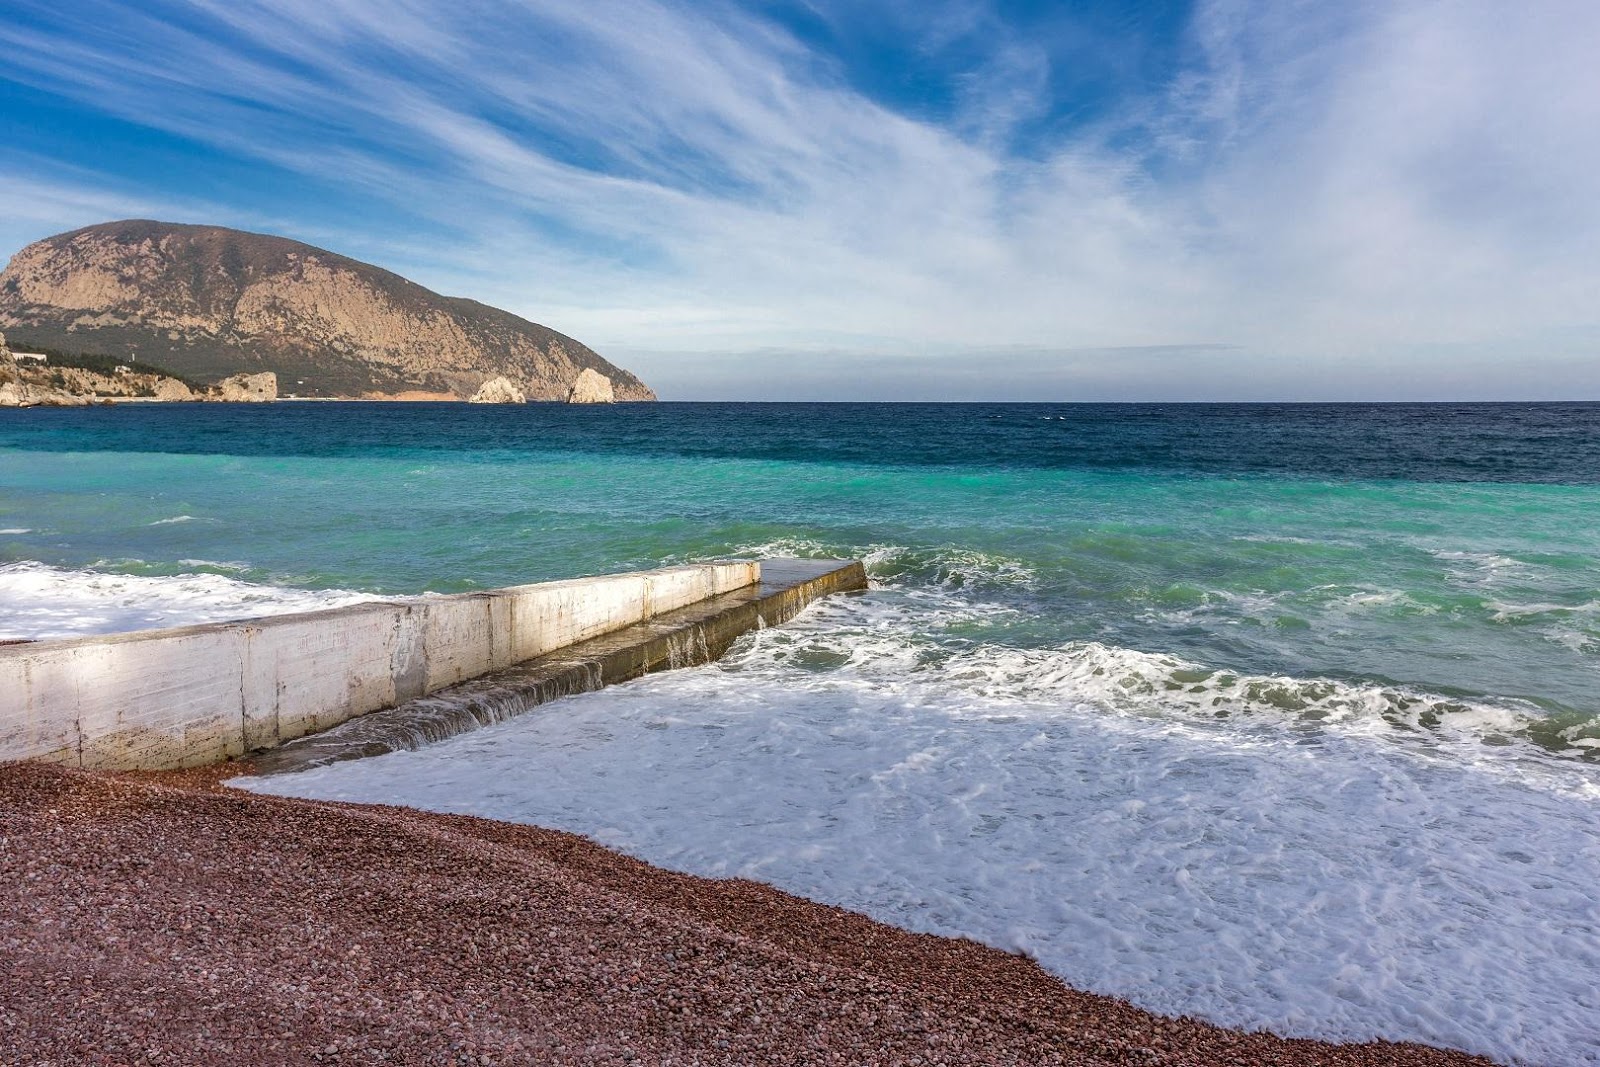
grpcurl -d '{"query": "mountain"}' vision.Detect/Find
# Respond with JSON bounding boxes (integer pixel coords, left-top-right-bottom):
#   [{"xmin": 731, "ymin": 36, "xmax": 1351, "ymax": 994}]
[{"xmin": 0, "ymin": 220, "xmax": 655, "ymax": 400}]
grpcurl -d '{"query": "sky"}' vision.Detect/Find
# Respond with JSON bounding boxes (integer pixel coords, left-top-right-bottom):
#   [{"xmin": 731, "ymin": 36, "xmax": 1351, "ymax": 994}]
[{"xmin": 1, "ymin": 0, "xmax": 1597, "ymax": 400}]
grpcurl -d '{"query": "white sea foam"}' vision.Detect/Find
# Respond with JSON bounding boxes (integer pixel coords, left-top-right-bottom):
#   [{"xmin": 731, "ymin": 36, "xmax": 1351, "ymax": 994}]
[
  {"xmin": 246, "ymin": 587, "xmax": 1600, "ymax": 1066},
  {"xmin": 1434, "ymin": 550, "xmax": 1524, "ymax": 568},
  {"xmin": 1484, "ymin": 598, "xmax": 1600, "ymax": 658},
  {"xmin": 1234, "ymin": 533, "xmax": 1349, "ymax": 546},
  {"xmin": 1547, "ymin": 626, "xmax": 1599, "ymax": 654},
  {"xmin": 938, "ymin": 642, "xmax": 1543, "ymax": 750},
  {"xmin": 0, "ymin": 528, "xmax": 31, "ymax": 535},
  {"xmin": 0, "ymin": 562, "xmax": 378, "ymax": 640},
  {"xmin": 1487, "ymin": 598, "xmax": 1600, "ymax": 622},
  {"xmin": 176, "ymin": 558, "xmax": 252, "ymax": 573},
  {"xmin": 146, "ymin": 514, "xmax": 200, "ymax": 526},
  {"xmin": 1432, "ymin": 549, "xmax": 1533, "ymax": 586},
  {"xmin": 1328, "ymin": 587, "xmax": 1411, "ymax": 610},
  {"xmin": 1135, "ymin": 584, "xmax": 1447, "ymax": 637},
  {"xmin": 726, "ymin": 537, "xmax": 1037, "ymax": 589}
]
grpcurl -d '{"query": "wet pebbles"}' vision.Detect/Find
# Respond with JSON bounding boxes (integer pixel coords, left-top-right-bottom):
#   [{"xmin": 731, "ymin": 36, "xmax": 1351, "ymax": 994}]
[{"xmin": 0, "ymin": 763, "xmax": 1490, "ymax": 1066}]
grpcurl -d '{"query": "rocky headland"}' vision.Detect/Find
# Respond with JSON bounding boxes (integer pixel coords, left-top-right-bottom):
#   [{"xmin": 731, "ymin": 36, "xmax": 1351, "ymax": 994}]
[
  {"xmin": 0, "ymin": 331, "xmax": 276, "ymax": 407},
  {"xmin": 0, "ymin": 220, "xmax": 654, "ymax": 402}
]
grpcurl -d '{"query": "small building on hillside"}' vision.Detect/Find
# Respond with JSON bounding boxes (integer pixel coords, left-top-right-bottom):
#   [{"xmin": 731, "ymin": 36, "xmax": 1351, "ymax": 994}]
[{"xmin": 12, "ymin": 351, "xmax": 47, "ymax": 364}]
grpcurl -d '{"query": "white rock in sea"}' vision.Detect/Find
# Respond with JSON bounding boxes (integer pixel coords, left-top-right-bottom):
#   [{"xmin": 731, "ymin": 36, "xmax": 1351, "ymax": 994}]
[
  {"xmin": 212, "ymin": 372, "xmax": 277, "ymax": 402},
  {"xmin": 469, "ymin": 376, "xmax": 527, "ymax": 404},
  {"xmin": 566, "ymin": 367, "xmax": 615, "ymax": 404},
  {"xmin": 150, "ymin": 376, "xmax": 197, "ymax": 402}
]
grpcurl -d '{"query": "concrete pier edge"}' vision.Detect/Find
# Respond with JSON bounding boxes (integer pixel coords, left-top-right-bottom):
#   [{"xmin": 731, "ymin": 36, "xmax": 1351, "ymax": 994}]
[
  {"xmin": 247, "ymin": 558, "xmax": 867, "ymax": 776},
  {"xmin": 0, "ymin": 558, "xmax": 865, "ymax": 772}
]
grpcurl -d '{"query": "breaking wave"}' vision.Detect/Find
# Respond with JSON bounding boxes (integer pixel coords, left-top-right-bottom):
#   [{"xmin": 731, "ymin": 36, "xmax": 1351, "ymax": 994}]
[
  {"xmin": 250, "ymin": 579, "xmax": 1600, "ymax": 1066},
  {"xmin": 0, "ymin": 562, "xmax": 377, "ymax": 641}
]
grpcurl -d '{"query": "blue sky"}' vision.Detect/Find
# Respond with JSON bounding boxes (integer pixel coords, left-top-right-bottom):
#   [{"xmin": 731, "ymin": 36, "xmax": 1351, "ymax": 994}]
[{"xmin": 1, "ymin": 0, "xmax": 1597, "ymax": 400}]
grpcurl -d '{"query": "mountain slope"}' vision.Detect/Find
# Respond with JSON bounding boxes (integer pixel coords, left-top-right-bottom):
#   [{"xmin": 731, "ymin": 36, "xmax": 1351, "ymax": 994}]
[{"xmin": 0, "ymin": 220, "xmax": 654, "ymax": 400}]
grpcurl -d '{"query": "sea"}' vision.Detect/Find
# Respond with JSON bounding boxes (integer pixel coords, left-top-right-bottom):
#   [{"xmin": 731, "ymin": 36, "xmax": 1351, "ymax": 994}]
[{"xmin": 3, "ymin": 401, "xmax": 1598, "ymax": 1065}]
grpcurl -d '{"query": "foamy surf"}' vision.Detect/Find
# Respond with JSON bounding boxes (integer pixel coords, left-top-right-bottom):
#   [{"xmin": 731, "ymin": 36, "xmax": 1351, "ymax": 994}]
[
  {"xmin": 247, "ymin": 580, "xmax": 1600, "ymax": 1067},
  {"xmin": 724, "ymin": 537, "xmax": 1040, "ymax": 590},
  {"xmin": 0, "ymin": 562, "xmax": 377, "ymax": 641}
]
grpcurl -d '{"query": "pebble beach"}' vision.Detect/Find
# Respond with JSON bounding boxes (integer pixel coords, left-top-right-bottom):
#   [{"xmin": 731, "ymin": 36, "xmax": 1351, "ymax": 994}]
[{"xmin": 1, "ymin": 762, "xmax": 1491, "ymax": 1067}]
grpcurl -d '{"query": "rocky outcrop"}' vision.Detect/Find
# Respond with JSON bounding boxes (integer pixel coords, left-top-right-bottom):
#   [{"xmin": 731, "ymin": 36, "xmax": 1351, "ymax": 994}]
[
  {"xmin": 0, "ymin": 329, "xmax": 269, "ymax": 406},
  {"xmin": 0, "ymin": 373, "xmax": 92, "ymax": 406},
  {"xmin": 35, "ymin": 366, "xmax": 194, "ymax": 403},
  {"xmin": 0, "ymin": 380, "xmax": 92, "ymax": 407},
  {"xmin": 566, "ymin": 367, "xmax": 616, "ymax": 404},
  {"xmin": 211, "ymin": 372, "xmax": 276, "ymax": 402},
  {"xmin": 151, "ymin": 377, "xmax": 197, "ymax": 401},
  {"xmin": 0, "ymin": 220, "xmax": 656, "ymax": 401},
  {"xmin": 0, "ymin": 331, "xmax": 88, "ymax": 407},
  {"xmin": 468, "ymin": 376, "xmax": 526, "ymax": 404}
]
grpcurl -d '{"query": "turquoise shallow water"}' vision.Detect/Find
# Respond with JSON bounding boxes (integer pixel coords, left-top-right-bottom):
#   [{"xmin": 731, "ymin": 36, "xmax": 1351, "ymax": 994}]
[{"xmin": 2, "ymin": 401, "xmax": 1597, "ymax": 754}]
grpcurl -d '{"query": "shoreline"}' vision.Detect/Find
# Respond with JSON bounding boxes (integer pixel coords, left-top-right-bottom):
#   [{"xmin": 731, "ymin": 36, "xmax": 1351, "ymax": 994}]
[{"xmin": 1, "ymin": 762, "xmax": 1492, "ymax": 1067}]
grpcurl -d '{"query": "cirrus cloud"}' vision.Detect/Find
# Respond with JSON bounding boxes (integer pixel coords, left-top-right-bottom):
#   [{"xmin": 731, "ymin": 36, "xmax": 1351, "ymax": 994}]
[{"xmin": 0, "ymin": 0, "xmax": 1595, "ymax": 398}]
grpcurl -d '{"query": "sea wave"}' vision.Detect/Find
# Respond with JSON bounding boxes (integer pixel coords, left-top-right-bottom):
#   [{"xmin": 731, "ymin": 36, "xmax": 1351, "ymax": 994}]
[
  {"xmin": 250, "ymin": 600, "xmax": 1600, "ymax": 1066},
  {"xmin": 0, "ymin": 562, "xmax": 378, "ymax": 641},
  {"xmin": 1486, "ymin": 597, "xmax": 1600, "ymax": 622},
  {"xmin": 729, "ymin": 536, "xmax": 1039, "ymax": 591},
  {"xmin": 1432, "ymin": 548, "xmax": 1536, "ymax": 587},
  {"xmin": 727, "ymin": 594, "xmax": 1600, "ymax": 768},
  {"xmin": 718, "ymin": 538, "xmax": 1599, "ymax": 760}
]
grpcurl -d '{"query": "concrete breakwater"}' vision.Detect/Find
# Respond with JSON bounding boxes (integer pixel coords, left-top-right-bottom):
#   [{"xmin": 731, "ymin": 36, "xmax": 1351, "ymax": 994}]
[
  {"xmin": 250, "ymin": 558, "xmax": 867, "ymax": 775},
  {"xmin": 0, "ymin": 559, "xmax": 862, "ymax": 772}
]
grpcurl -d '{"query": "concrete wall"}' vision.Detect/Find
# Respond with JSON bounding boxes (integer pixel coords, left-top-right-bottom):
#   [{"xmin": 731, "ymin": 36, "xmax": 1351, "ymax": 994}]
[{"xmin": 0, "ymin": 561, "xmax": 758, "ymax": 770}]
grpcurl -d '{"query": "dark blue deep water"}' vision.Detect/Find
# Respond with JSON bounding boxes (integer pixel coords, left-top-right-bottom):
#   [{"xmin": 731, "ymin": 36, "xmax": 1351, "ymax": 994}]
[{"xmin": 4, "ymin": 401, "xmax": 1600, "ymax": 481}]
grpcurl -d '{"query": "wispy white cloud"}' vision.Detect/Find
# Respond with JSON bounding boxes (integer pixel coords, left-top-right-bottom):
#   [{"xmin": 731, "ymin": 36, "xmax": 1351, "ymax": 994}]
[
  {"xmin": 1, "ymin": 0, "xmax": 1596, "ymax": 397},
  {"xmin": 1173, "ymin": 0, "xmax": 1600, "ymax": 350},
  {"xmin": 0, "ymin": 166, "xmax": 221, "ymax": 258}
]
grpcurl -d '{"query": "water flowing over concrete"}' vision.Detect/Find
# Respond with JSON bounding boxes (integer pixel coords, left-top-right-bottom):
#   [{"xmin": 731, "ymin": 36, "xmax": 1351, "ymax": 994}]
[
  {"xmin": 1, "ymin": 560, "xmax": 791, "ymax": 770},
  {"xmin": 248, "ymin": 558, "xmax": 866, "ymax": 775}
]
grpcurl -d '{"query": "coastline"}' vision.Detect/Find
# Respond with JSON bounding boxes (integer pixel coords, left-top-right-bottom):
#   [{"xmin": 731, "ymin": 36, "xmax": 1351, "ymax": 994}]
[
  {"xmin": 0, "ymin": 396, "xmax": 662, "ymax": 405},
  {"xmin": 0, "ymin": 762, "xmax": 1492, "ymax": 1067},
  {"xmin": 3, "ymin": 403, "xmax": 1595, "ymax": 1064}
]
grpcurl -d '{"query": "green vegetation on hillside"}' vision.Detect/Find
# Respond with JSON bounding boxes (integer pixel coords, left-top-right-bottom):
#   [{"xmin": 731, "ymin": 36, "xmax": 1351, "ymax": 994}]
[{"xmin": 2, "ymin": 340, "xmax": 201, "ymax": 389}]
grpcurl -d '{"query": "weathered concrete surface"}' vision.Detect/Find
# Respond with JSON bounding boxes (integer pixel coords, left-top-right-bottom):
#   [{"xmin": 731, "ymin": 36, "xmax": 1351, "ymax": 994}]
[
  {"xmin": 249, "ymin": 559, "xmax": 867, "ymax": 776},
  {"xmin": 0, "ymin": 561, "xmax": 759, "ymax": 771}
]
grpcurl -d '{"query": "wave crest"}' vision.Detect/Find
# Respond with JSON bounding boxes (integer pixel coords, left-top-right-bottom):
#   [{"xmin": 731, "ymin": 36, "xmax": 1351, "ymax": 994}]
[{"xmin": 0, "ymin": 562, "xmax": 377, "ymax": 641}]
